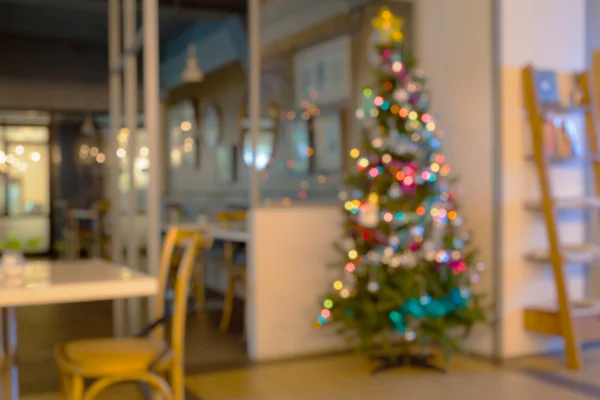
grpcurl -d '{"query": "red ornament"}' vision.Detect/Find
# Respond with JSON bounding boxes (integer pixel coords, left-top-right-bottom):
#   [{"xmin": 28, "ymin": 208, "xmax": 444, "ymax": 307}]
[{"xmin": 452, "ymin": 262, "xmax": 467, "ymax": 274}]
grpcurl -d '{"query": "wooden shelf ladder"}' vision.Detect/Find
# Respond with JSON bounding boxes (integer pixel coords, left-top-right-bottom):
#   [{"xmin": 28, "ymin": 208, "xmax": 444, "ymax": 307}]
[{"xmin": 522, "ymin": 52, "xmax": 600, "ymax": 370}]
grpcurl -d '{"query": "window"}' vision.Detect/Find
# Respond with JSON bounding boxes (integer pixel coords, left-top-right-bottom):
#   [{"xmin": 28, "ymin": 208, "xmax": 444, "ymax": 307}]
[
  {"xmin": 0, "ymin": 113, "xmax": 51, "ymax": 253},
  {"xmin": 0, "ymin": 126, "xmax": 50, "ymax": 215}
]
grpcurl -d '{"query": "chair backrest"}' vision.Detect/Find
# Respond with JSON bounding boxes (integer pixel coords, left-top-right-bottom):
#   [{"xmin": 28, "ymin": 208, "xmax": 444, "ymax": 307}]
[
  {"xmin": 216, "ymin": 211, "xmax": 246, "ymax": 264},
  {"xmin": 216, "ymin": 210, "xmax": 246, "ymax": 228},
  {"xmin": 153, "ymin": 228, "xmax": 210, "ymax": 345}
]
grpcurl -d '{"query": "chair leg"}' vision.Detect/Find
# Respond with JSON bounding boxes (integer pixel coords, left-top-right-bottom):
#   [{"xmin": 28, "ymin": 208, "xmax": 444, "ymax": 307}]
[
  {"xmin": 57, "ymin": 367, "xmax": 70, "ymax": 400},
  {"xmin": 219, "ymin": 270, "xmax": 236, "ymax": 333},
  {"xmin": 170, "ymin": 363, "xmax": 185, "ymax": 400},
  {"xmin": 70, "ymin": 374, "xmax": 85, "ymax": 400}
]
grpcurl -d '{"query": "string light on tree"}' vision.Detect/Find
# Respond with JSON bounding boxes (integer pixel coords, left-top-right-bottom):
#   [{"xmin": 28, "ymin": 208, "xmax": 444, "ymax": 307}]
[{"xmin": 316, "ymin": 7, "xmax": 486, "ymax": 373}]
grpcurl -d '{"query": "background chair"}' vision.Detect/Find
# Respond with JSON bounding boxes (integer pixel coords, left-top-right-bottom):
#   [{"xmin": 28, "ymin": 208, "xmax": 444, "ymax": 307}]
[{"xmin": 216, "ymin": 211, "xmax": 247, "ymax": 335}]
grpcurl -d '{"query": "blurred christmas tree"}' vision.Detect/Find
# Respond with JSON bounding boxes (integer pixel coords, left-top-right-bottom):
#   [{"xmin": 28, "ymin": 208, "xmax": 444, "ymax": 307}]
[{"xmin": 316, "ymin": 7, "xmax": 486, "ymax": 371}]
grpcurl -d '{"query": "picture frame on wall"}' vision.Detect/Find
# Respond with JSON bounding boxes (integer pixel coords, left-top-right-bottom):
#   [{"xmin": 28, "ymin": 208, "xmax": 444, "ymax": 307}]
[
  {"xmin": 215, "ymin": 145, "xmax": 237, "ymax": 183},
  {"xmin": 313, "ymin": 110, "xmax": 345, "ymax": 173},
  {"xmin": 293, "ymin": 35, "xmax": 351, "ymax": 106},
  {"xmin": 286, "ymin": 118, "xmax": 313, "ymax": 176}
]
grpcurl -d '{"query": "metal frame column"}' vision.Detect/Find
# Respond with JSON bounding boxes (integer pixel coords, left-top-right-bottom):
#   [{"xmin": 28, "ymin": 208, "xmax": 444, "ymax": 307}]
[
  {"xmin": 108, "ymin": 0, "xmax": 126, "ymax": 338},
  {"xmin": 143, "ymin": 0, "xmax": 161, "ymax": 316},
  {"xmin": 246, "ymin": 0, "xmax": 260, "ymax": 357},
  {"xmin": 249, "ymin": 0, "xmax": 260, "ymax": 207},
  {"xmin": 123, "ymin": 0, "xmax": 140, "ymax": 334},
  {"xmin": 109, "ymin": 0, "xmax": 161, "ymax": 335}
]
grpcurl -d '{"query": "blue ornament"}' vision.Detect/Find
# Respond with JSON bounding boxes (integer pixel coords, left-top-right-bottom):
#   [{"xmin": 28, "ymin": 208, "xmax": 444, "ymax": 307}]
[
  {"xmin": 439, "ymin": 298, "xmax": 455, "ymax": 313},
  {"xmin": 403, "ymin": 299, "xmax": 425, "ymax": 318},
  {"xmin": 393, "ymin": 320, "xmax": 406, "ymax": 333},
  {"xmin": 427, "ymin": 300, "xmax": 447, "ymax": 318},
  {"xmin": 388, "ymin": 288, "xmax": 472, "ymax": 329},
  {"xmin": 389, "ymin": 310, "xmax": 402, "ymax": 323},
  {"xmin": 450, "ymin": 288, "xmax": 470, "ymax": 308}
]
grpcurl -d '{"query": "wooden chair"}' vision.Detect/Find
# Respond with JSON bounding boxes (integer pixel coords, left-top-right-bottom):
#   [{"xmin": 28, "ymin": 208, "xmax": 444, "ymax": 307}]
[
  {"xmin": 216, "ymin": 211, "xmax": 247, "ymax": 334},
  {"xmin": 169, "ymin": 246, "xmax": 206, "ymax": 313},
  {"xmin": 94, "ymin": 200, "xmax": 111, "ymax": 260},
  {"xmin": 63, "ymin": 205, "xmax": 81, "ymax": 260},
  {"xmin": 54, "ymin": 227, "xmax": 211, "ymax": 400}
]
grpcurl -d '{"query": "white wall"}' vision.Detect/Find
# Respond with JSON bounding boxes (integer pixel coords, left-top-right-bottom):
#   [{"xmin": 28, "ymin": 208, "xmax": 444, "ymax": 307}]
[
  {"xmin": 248, "ymin": 205, "xmax": 344, "ymax": 361},
  {"xmin": 260, "ymin": 0, "xmax": 367, "ymax": 49},
  {"xmin": 498, "ymin": 0, "xmax": 588, "ymax": 357},
  {"xmin": 416, "ymin": 0, "xmax": 497, "ymax": 357}
]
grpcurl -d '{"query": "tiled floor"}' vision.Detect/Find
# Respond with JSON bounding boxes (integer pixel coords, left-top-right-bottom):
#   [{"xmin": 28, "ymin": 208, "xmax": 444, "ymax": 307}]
[
  {"xmin": 17, "ymin": 349, "xmax": 600, "ymax": 399},
  {"xmin": 184, "ymin": 353, "xmax": 600, "ymax": 400}
]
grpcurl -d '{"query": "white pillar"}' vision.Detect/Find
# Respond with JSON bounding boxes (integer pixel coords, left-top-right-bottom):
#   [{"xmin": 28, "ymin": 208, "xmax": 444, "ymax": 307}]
[
  {"xmin": 143, "ymin": 0, "xmax": 161, "ymax": 318},
  {"xmin": 108, "ymin": 0, "xmax": 126, "ymax": 338},
  {"xmin": 249, "ymin": 0, "xmax": 261, "ymax": 207},
  {"xmin": 123, "ymin": 0, "xmax": 140, "ymax": 334}
]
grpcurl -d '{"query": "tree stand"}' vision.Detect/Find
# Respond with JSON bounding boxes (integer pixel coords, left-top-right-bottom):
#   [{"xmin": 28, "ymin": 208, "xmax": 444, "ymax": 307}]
[{"xmin": 371, "ymin": 353, "xmax": 447, "ymax": 374}]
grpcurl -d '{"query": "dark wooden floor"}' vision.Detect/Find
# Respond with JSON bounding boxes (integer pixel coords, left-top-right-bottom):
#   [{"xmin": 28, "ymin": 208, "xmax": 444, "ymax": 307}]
[{"xmin": 18, "ymin": 292, "xmax": 249, "ymax": 396}]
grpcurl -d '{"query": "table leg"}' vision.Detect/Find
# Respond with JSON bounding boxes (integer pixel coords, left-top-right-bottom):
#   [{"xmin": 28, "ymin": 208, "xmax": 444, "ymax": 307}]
[{"xmin": 1, "ymin": 307, "xmax": 18, "ymax": 400}]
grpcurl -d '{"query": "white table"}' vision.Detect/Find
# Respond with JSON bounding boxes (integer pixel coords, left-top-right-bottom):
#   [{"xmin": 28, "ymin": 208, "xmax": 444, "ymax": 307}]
[{"xmin": 0, "ymin": 259, "xmax": 158, "ymax": 400}]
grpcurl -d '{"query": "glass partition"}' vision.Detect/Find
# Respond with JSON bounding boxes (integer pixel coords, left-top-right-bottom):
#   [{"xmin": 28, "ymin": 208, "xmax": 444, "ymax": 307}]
[
  {"xmin": 256, "ymin": 104, "xmax": 347, "ymax": 206},
  {"xmin": 168, "ymin": 100, "xmax": 199, "ymax": 170},
  {"xmin": 250, "ymin": 36, "xmax": 351, "ymax": 206},
  {"xmin": 116, "ymin": 127, "xmax": 149, "ymax": 212}
]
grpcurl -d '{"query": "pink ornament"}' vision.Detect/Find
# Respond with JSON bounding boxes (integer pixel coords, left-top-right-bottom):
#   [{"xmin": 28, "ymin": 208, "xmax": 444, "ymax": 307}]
[{"xmin": 409, "ymin": 242, "xmax": 421, "ymax": 252}]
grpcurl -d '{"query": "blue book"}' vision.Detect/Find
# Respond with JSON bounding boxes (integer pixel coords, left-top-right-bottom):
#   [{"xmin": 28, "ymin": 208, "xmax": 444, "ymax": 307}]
[{"xmin": 534, "ymin": 70, "xmax": 560, "ymax": 105}]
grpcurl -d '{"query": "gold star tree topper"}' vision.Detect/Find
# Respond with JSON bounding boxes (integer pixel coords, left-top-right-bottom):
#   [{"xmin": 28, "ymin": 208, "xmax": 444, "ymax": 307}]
[{"xmin": 372, "ymin": 7, "xmax": 404, "ymax": 43}]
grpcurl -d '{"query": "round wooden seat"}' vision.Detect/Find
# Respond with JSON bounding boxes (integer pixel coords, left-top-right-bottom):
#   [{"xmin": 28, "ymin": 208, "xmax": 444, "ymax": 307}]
[{"xmin": 57, "ymin": 338, "xmax": 172, "ymax": 376}]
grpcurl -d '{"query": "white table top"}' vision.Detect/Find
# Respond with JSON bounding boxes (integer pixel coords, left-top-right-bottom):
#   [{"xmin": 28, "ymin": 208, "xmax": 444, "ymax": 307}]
[
  {"xmin": 0, "ymin": 259, "xmax": 158, "ymax": 307},
  {"xmin": 207, "ymin": 226, "xmax": 250, "ymax": 242}
]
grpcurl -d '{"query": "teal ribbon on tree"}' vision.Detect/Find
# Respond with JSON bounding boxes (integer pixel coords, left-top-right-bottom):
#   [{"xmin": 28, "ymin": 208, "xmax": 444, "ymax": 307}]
[{"xmin": 389, "ymin": 287, "xmax": 471, "ymax": 333}]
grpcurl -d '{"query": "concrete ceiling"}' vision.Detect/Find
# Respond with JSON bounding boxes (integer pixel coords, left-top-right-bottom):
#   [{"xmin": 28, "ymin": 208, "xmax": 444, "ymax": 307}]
[{"xmin": 0, "ymin": 0, "xmax": 246, "ymax": 44}]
